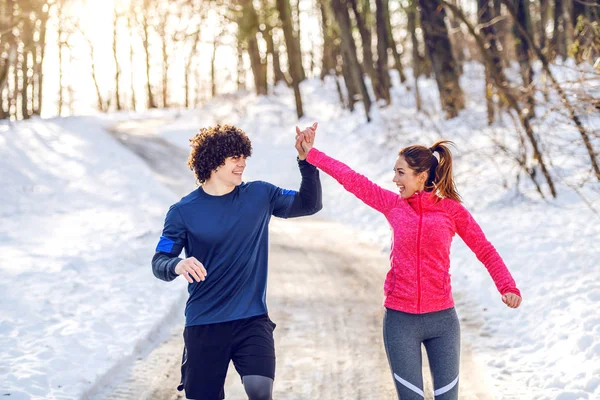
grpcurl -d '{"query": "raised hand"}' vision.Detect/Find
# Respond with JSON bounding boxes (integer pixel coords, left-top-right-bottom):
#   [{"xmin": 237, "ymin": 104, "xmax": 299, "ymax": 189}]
[
  {"xmin": 296, "ymin": 122, "xmax": 318, "ymax": 158},
  {"xmin": 295, "ymin": 122, "xmax": 318, "ymax": 160},
  {"xmin": 295, "ymin": 126, "xmax": 306, "ymax": 160}
]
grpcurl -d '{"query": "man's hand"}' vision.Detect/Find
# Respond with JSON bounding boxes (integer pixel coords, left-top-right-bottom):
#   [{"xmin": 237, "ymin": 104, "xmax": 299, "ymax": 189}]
[
  {"xmin": 502, "ymin": 293, "xmax": 522, "ymax": 309},
  {"xmin": 175, "ymin": 257, "xmax": 207, "ymax": 283},
  {"xmin": 295, "ymin": 122, "xmax": 318, "ymax": 159}
]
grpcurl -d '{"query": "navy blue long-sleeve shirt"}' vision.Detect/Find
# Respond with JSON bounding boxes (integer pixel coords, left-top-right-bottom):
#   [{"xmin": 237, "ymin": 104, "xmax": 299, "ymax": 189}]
[{"xmin": 152, "ymin": 158, "xmax": 322, "ymax": 326}]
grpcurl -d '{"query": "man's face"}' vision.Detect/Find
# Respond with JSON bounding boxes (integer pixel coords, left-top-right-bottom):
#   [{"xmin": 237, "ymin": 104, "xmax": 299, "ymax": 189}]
[{"xmin": 212, "ymin": 155, "xmax": 247, "ymax": 186}]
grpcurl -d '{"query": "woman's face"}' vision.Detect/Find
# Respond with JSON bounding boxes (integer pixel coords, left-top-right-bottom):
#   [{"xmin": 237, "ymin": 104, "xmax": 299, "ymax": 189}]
[{"xmin": 393, "ymin": 156, "xmax": 427, "ymax": 198}]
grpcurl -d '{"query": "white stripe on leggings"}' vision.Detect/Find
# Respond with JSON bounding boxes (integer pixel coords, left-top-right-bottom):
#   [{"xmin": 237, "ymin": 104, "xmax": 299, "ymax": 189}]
[
  {"xmin": 393, "ymin": 373, "xmax": 424, "ymax": 398},
  {"xmin": 434, "ymin": 375, "xmax": 459, "ymax": 397}
]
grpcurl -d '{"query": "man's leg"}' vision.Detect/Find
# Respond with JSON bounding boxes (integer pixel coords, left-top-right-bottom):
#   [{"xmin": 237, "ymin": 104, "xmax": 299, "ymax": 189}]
[
  {"xmin": 178, "ymin": 323, "xmax": 233, "ymax": 400},
  {"xmin": 231, "ymin": 314, "xmax": 277, "ymax": 400},
  {"xmin": 383, "ymin": 308, "xmax": 426, "ymax": 399},
  {"xmin": 242, "ymin": 375, "xmax": 274, "ymax": 400}
]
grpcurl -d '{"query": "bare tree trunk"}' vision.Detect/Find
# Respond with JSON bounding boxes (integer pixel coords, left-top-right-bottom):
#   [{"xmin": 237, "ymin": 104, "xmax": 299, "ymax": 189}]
[
  {"xmin": 161, "ymin": 32, "xmax": 169, "ymax": 107},
  {"xmin": 247, "ymin": 36, "xmax": 268, "ymax": 95},
  {"xmin": 211, "ymin": 35, "xmax": 218, "ymax": 98},
  {"xmin": 375, "ymin": 0, "xmax": 391, "ymax": 103},
  {"xmin": 57, "ymin": 3, "xmax": 64, "ymax": 116},
  {"xmin": 21, "ymin": 17, "xmax": 32, "ymax": 120},
  {"xmin": 140, "ymin": 2, "xmax": 157, "ymax": 109},
  {"xmin": 185, "ymin": 29, "xmax": 201, "ymax": 108},
  {"xmin": 21, "ymin": 52, "xmax": 30, "ymax": 119},
  {"xmin": 33, "ymin": 2, "xmax": 49, "ymax": 116},
  {"xmin": 127, "ymin": 10, "xmax": 137, "ymax": 110},
  {"xmin": 260, "ymin": 0, "xmax": 286, "ymax": 85},
  {"xmin": 492, "ymin": 1, "xmax": 509, "ymax": 64},
  {"xmin": 551, "ymin": 0, "xmax": 568, "ymax": 59},
  {"xmin": 237, "ymin": 39, "xmax": 246, "ymax": 91},
  {"xmin": 0, "ymin": 89, "xmax": 7, "ymax": 119},
  {"xmin": 407, "ymin": 0, "xmax": 421, "ymax": 110},
  {"xmin": 1, "ymin": 36, "xmax": 16, "ymax": 98},
  {"xmin": 113, "ymin": 7, "xmax": 122, "ymax": 111},
  {"xmin": 32, "ymin": 29, "xmax": 38, "ymax": 115},
  {"xmin": 539, "ymin": 0, "xmax": 549, "ymax": 52},
  {"xmin": 240, "ymin": 0, "xmax": 267, "ymax": 95},
  {"xmin": 67, "ymin": 50, "xmax": 75, "ymax": 115},
  {"xmin": 318, "ymin": 0, "xmax": 335, "ymax": 79},
  {"xmin": 277, "ymin": 0, "xmax": 304, "ymax": 118},
  {"xmin": 9, "ymin": 58, "xmax": 20, "ymax": 120},
  {"xmin": 447, "ymin": 0, "xmax": 464, "ymax": 75},
  {"xmin": 419, "ymin": 0, "xmax": 464, "ymax": 118},
  {"xmin": 12, "ymin": 60, "xmax": 18, "ymax": 119},
  {"xmin": 478, "ymin": 0, "xmax": 504, "ymax": 125},
  {"xmin": 340, "ymin": 56, "xmax": 357, "ymax": 111},
  {"xmin": 276, "ymin": 0, "xmax": 306, "ymax": 84},
  {"xmin": 331, "ymin": 0, "xmax": 372, "ymax": 121},
  {"xmin": 84, "ymin": 35, "xmax": 106, "ymax": 112},
  {"xmin": 443, "ymin": 0, "xmax": 557, "ymax": 197},
  {"xmin": 348, "ymin": 0, "xmax": 381, "ymax": 100},
  {"xmin": 514, "ymin": 0, "xmax": 536, "ymax": 119},
  {"xmin": 261, "ymin": 12, "xmax": 287, "ymax": 85},
  {"xmin": 293, "ymin": 0, "xmax": 305, "ymax": 81},
  {"xmin": 386, "ymin": 1, "xmax": 407, "ymax": 83},
  {"xmin": 0, "ymin": 0, "xmax": 11, "ymax": 102}
]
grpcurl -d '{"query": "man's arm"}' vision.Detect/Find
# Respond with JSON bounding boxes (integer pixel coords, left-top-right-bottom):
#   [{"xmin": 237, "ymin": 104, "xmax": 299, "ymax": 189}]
[
  {"xmin": 279, "ymin": 157, "xmax": 323, "ymax": 218},
  {"xmin": 153, "ymin": 252, "xmax": 207, "ymax": 283},
  {"xmin": 269, "ymin": 123, "xmax": 323, "ymax": 218},
  {"xmin": 152, "ymin": 205, "xmax": 186, "ymax": 282},
  {"xmin": 152, "ymin": 251, "xmax": 182, "ymax": 282}
]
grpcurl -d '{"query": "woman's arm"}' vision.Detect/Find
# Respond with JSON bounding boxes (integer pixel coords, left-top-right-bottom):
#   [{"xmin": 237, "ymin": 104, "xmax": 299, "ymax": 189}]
[
  {"xmin": 450, "ymin": 201, "xmax": 522, "ymax": 307},
  {"xmin": 306, "ymin": 147, "xmax": 400, "ymax": 214}
]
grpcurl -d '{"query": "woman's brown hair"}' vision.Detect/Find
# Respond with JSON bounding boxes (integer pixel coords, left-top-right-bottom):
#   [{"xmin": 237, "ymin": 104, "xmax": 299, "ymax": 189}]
[{"xmin": 399, "ymin": 140, "xmax": 461, "ymax": 202}]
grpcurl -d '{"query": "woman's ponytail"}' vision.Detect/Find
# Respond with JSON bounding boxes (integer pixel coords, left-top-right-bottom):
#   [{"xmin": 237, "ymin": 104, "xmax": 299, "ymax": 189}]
[{"xmin": 429, "ymin": 140, "xmax": 461, "ymax": 202}]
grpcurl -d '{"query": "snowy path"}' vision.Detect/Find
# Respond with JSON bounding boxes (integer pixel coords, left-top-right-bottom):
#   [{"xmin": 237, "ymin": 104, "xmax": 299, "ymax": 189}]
[{"xmin": 94, "ymin": 119, "xmax": 495, "ymax": 400}]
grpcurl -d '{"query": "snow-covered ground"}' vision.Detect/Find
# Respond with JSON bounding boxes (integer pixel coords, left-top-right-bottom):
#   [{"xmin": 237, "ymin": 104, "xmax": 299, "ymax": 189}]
[
  {"xmin": 1, "ymin": 60, "xmax": 598, "ymax": 399},
  {"xmin": 0, "ymin": 115, "xmax": 187, "ymax": 399}
]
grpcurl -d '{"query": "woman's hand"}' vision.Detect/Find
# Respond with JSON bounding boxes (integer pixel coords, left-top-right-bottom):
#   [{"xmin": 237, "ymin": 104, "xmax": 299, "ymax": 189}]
[
  {"xmin": 295, "ymin": 122, "xmax": 318, "ymax": 159},
  {"xmin": 502, "ymin": 293, "xmax": 522, "ymax": 309}
]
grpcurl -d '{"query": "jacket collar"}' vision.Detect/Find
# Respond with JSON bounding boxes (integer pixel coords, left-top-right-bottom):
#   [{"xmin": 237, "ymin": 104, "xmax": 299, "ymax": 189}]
[{"xmin": 406, "ymin": 190, "xmax": 438, "ymax": 208}]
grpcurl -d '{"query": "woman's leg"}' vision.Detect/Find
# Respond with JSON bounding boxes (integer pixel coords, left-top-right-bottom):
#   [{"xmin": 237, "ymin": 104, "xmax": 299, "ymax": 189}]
[
  {"xmin": 422, "ymin": 308, "xmax": 461, "ymax": 400},
  {"xmin": 383, "ymin": 308, "xmax": 426, "ymax": 399}
]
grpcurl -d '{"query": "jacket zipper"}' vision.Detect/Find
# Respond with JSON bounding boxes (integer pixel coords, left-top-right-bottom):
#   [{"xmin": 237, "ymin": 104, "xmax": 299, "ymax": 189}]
[{"xmin": 416, "ymin": 192, "xmax": 423, "ymax": 313}]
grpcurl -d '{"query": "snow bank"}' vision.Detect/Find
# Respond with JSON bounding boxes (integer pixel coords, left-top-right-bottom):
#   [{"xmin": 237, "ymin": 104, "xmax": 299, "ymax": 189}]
[{"xmin": 0, "ymin": 116, "xmax": 186, "ymax": 399}]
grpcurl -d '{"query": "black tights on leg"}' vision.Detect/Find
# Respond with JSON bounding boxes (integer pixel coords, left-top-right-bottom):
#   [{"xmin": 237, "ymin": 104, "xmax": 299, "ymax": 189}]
[{"xmin": 242, "ymin": 375, "xmax": 273, "ymax": 400}]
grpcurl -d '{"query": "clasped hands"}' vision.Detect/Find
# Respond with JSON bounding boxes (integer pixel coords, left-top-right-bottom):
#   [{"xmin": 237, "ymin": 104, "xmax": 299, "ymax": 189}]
[{"xmin": 295, "ymin": 122, "xmax": 318, "ymax": 160}]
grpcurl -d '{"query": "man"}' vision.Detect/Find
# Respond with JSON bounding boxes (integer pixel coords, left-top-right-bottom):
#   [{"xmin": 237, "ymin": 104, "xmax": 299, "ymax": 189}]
[{"xmin": 152, "ymin": 123, "xmax": 322, "ymax": 400}]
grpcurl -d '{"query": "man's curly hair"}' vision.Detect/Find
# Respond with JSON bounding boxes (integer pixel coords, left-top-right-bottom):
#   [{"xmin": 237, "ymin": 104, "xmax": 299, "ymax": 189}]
[{"xmin": 187, "ymin": 125, "xmax": 253, "ymax": 184}]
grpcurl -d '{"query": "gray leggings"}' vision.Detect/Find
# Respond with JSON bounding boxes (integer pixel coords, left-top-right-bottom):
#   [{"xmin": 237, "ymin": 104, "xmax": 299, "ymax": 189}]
[{"xmin": 383, "ymin": 307, "xmax": 460, "ymax": 399}]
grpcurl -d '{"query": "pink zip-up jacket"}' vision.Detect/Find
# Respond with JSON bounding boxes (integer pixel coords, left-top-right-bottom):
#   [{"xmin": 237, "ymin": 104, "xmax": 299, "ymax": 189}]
[{"xmin": 306, "ymin": 148, "xmax": 521, "ymax": 314}]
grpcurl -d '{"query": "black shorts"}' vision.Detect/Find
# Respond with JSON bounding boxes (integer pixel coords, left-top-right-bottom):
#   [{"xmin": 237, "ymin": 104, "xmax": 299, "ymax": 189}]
[{"xmin": 177, "ymin": 313, "xmax": 277, "ymax": 400}]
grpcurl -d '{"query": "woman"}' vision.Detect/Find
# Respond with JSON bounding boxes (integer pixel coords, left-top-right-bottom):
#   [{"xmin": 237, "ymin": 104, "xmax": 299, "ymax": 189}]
[{"xmin": 296, "ymin": 124, "xmax": 522, "ymax": 400}]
